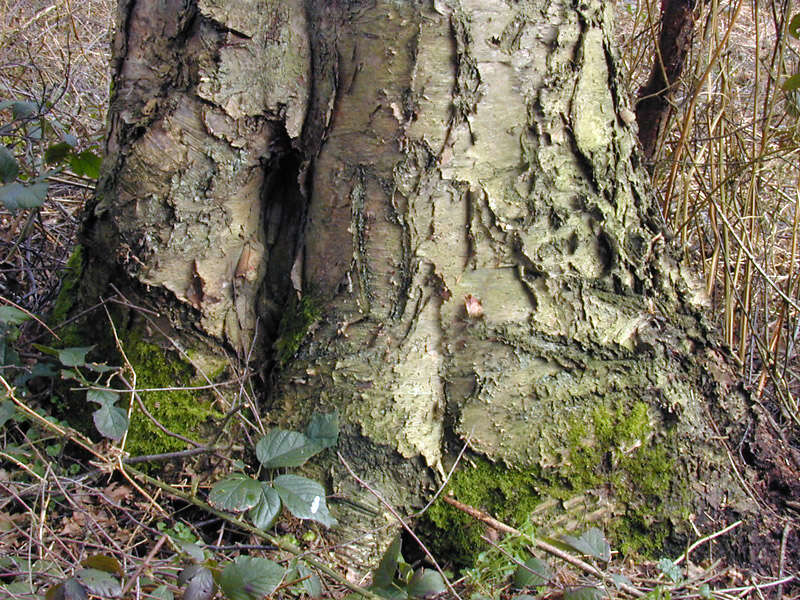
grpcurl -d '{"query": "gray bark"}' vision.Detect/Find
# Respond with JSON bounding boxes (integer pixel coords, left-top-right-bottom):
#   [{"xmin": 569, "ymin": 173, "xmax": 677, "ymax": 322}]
[{"xmin": 77, "ymin": 0, "xmax": 771, "ymax": 567}]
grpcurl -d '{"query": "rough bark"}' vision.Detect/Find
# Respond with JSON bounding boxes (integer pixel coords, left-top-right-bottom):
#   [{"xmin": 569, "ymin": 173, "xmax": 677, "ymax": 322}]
[{"xmin": 74, "ymin": 0, "xmax": 790, "ymax": 571}]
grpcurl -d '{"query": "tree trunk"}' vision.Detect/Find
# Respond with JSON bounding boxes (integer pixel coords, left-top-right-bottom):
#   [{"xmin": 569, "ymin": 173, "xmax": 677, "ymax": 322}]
[{"xmin": 75, "ymin": 0, "xmax": 783, "ymax": 569}]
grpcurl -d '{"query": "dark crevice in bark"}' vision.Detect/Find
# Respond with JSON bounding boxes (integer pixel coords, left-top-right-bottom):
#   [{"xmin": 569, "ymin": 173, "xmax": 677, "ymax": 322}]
[{"xmin": 258, "ymin": 128, "xmax": 309, "ymax": 355}]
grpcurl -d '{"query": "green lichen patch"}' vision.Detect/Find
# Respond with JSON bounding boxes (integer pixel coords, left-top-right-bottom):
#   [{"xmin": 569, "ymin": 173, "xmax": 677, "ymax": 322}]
[
  {"xmin": 273, "ymin": 294, "xmax": 321, "ymax": 366},
  {"xmin": 122, "ymin": 333, "xmax": 222, "ymax": 458},
  {"xmin": 426, "ymin": 400, "xmax": 686, "ymax": 565}
]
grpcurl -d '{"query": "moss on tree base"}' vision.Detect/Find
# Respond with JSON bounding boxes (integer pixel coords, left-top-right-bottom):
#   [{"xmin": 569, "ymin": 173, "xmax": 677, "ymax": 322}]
[
  {"xmin": 121, "ymin": 332, "xmax": 223, "ymax": 458},
  {"xmin": 425, "ymin": 401, "xmax": 689, "ymax": 565}
]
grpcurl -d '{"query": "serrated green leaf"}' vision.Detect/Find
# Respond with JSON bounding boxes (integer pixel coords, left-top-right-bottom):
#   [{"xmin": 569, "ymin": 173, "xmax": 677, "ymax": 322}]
[
  {"xmin": 305, "ymin": 411, "xmax": 339, "ymax": 448},
  {"xmin": 87, "ymin": 389, "xmax": 120, "ymax": 407},
  {"xmin": 407, "ymin": 569, "xmax": 446, "ymax": 598},
  {"xmin": 0, "ymin": 181, "xmax": 49, "ymax": 211},
  {"xmin": 248, "ymin": 483, "xmax": 281, "ymax": 530},
  {"xmin": 513, "ymin": 557, "xmax": 552, "ymax": 587},
  {"xmin": 0, "ymin": 306, "xmax": 30, "ymax": 325},
  {"xmin": 179, "ymin": 566, "xmax": 215, "ymax": 600},
  {"xmin": 69, "ymin": 150, "xmax": 102, "ymax": 179},
  {"xmin": 256, "ymin": 429, "xmax": 323, "ymax": 468},
  {"xmin": 12, "ymin": 101, "xmax": 37, "ymax": 120},
  {"xmin": 374, "ymin": 534, "xmax": 402, "ymax": 589},
  {"xmin": 75, "ymin": 568, "xmax": 122, "ymax": 597},
  {"xmin": 0, "ymin": 146, "xmax": 18, "ymax": 183},
  {"xmin": 92, "ymin": 403, "xmax": 129, "ymax": 440},
  {"xmin": 219, "ymin": 556, "xmax": 285, "ymax": 600},
  {"xmin": 790, "ymin": 14, "xmax": 800, "ymax": 38},
  {"xmin": 208, "ymin": 474, "xmax": 262, "ymax": 513},
  {"xmin": 273, "ymin": 474, "xmax": 337, "ymax": 527},
  {"xmin": 560, "ymin": 528, "xmax": 610, "ymax": 562},
  {"xmin": 563, "ymin": 587, "xmax": 604, "ymax": 600},
  {"xmin": 58, "ymin": 346, "xmax": 93, "ymax": 367}
]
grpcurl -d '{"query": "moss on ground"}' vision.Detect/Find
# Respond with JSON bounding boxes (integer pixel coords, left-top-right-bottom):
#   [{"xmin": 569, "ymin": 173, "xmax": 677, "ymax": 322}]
[
  {"xmin": 122, "ymin": 332, "xmax": 222, "ymax": 458},
  {"xmin": 426, "ymin": 400, "xmax": 685, "ymax": 564}
]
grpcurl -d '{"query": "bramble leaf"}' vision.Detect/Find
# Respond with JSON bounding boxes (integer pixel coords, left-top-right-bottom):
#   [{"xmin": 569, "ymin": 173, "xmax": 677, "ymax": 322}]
[
  {"xmin": 273, "ymin": 474, "xmax": 336, "ymax": 527},
  {"xmin": 208, "ymin": 474, "xmax": 262, "ymax": 513}
]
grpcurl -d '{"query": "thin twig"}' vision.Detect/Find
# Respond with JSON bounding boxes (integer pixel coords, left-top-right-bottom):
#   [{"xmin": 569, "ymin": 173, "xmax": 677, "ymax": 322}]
[
  {"xmin": 122, "ymin": 465, "xmax": 386, "ymax": 600},
  {"xmin": 441, "ymin": 496, "xmax": 645, "ymax": 598}
]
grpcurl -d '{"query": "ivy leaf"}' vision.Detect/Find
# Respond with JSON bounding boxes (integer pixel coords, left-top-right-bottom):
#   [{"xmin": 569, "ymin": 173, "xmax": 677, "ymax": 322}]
[
  {"xmin": 208, "ymin": 474, "xmax": 262, "ymax": 513},
  {"xmin": 12, "ymin": 101, "xmax": 37, "ymax": 120},
  {"xmin": 560, "ymin": 528, "xmax": 611, "ymax": 562},
  {"xmin": 406, "ymin": 569, "xmax": 446, "ymax": 598},
  {"xmin": 0, "ymin": 306, "xmax": 30, "ymax": 325},
  {"xmin": 273, "ymin": 474, "xmax": 337, "ymax": 527},
  {"xmin": 46, "ymin": 578, "xmax": 89, "ymax": 600},
  {"xmin": 0, "ymin": 401, "xmax": 16, "ymax": 429},
  {"xmin": 92, "ymin": 402, "xmax": 129, "ymax": 441},
  {"xmin": 150, "ymin": 585, "xmax": 174, "ymax": 600},
  {"xmin": 0, "ymin": 146, "xmax": 18, "ymax": 183},
  {"xmin": 69, "ymin": 150, "xmax": 102, "ymax": 179},
  {"xmin": 295, "ymin": 563, "xmax": 322, "ymax": 599},
  {"xmin": 513, "ymin": 557, "xmax": 552, "ymax": 588},
  {"xmin": 0, "ymin": 181, "xmax": 49, "ymax": 211},
  {"xmin": 80, "ymin": 554, "xmax": 124, "ymax": 576},
  {"xmin": 219, "ymin": 556, "xmax": 285, "ymax": 600},
  {"xmin": 373, "ymin": 534, "xmax": 402, "ymax": 589},
  {"xmin": 610, "ymin": 574, "xmax": 633, "ymax": 589},
  {"xmin": 255, "ymin": 429, "xmax": 323, "ymax": 468},
  {"xmin": 87, "ymin": 389, "xmax": 120, "ymax": 407},
  {"xmin": 563, "ymin": 587, "xmax": 604, "ymax": 600},
  {"xmin": 783, "ymin": 73, "xmax": 800, "ymax": 91},
  {"xmin": 74, "ymin": 567, "xmax": 122, "ymax": 597},
  {"xmin": 248, "ymin": 483, "xmax": 282, "ymax": 530},
  {"xmin": 179, "ymin": 566, "xmax": 215, "ymax": 600},
  {"xmin": 370, "ymin": 587, "xmax": 408, "ymax": 600},
  {"xmin": 790, "ymin": 13, "xmax": 800, "ymax": 38},
  {"xmin": 657, "ymin": 558, "xmax": 682, "ymax": 583},
  {"xmin": 58, "ymin": 346, "xmax": 94, "ymax": 367},
  {"xmin": 45, "ymin": 142, "xmax": 72, "ymax": 165},
  {"xmin": 305, "ymin": 411, "xmax": 339, "ymax": 448}
]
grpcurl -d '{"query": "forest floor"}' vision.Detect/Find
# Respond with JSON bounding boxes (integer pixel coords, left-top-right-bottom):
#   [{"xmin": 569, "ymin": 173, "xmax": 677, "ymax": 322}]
[{"xmin": 0, "ymin": 1, "xmax": 798, "ymax": 599}]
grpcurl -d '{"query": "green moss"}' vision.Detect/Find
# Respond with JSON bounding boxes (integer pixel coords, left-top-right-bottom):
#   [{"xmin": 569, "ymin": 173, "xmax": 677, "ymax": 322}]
[
  {"xmin": 274, "ymin": 294, "xmax": 321, "ymax": 366},
  {"xmin": 427, "ymin": 400, "xmax": 685, "ymax": 565},
  {"xmin": 49, "ymin": 245, "xmax": 85, "ymax": 347},
  {"xmin": 122, "ymin": 332, "xmax": 222, "ymax": 458}
]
